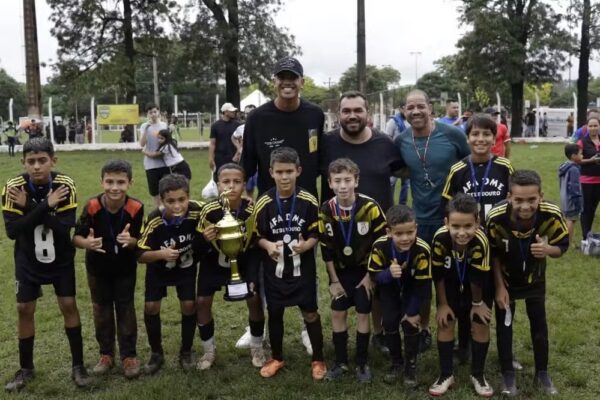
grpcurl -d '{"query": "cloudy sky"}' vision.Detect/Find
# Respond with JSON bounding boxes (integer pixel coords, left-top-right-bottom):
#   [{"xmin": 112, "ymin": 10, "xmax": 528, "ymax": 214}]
[{"xmin": 0, "ymin": 0, "xmax": 593, "ymax": 87}]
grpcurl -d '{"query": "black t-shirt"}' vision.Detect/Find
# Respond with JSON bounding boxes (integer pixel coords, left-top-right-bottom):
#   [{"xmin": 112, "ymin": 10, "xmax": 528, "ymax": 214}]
[
  {"xmin": 2, "ymin": 172, "xmax": 77, "ymax": 281},
  {"xmin": 210, "ymin": 119, "xmax": 240, "ymax": 168},
  {"xmin": 241, "ymin": 99, "xmax": 324, "ymax": 198},
  {"xmin": 74, "ymin": 195, "xmax": 144, "ymax": 276},
  {"xmin": 320, "ymin": 129, "xmax": 404, "ymax": 212}
]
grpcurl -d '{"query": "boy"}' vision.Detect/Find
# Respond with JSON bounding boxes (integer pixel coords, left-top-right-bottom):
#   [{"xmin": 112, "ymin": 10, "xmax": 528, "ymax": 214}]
[
  {"xmin": 252, "ymin": 147, "xmax": 326, "ymax": 379},
  {"xmin": 73, "ymin": 160, "xmax": 144, "ymax": 379},
  {"xmin": 196, "ymin": 163, "xmax": 266, "ymax": 370},
  {"xmin": 140, "ymin": 103, "xmax": 169, "ymax": 207},
  {"xmin": 429, "ymin": 194, "xmax": 494, "ymax": 397},
  {"xmin": 2, "ymin": 137, "xmax": 91, "ymax": 391},
  {"xmin": 137, "ymin": 174, "xmax": 203, "ymax": 374},
  {"xmin": 367, "ymin": 205, "xmax": 431, "ymax": 387},
  {"xmin": 558, "ymin": 144, "xmax": 583, "ymax": 245},
  {"xmin": 318, "ymin": 158, "xmax": 387, "ymax": 383},
  {"xmin": 441, "ymin": 113, "xmax": 513, "ymax": 365},
  {"xmin": 487, "ymin": 170, "xmax": 569, "ymax": 397}
]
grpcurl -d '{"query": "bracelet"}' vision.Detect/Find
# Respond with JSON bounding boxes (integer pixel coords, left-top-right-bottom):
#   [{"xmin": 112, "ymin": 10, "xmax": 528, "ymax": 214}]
[{"xmin": 472, "ymin": 300, "xmax": 484, "ymax": 306}]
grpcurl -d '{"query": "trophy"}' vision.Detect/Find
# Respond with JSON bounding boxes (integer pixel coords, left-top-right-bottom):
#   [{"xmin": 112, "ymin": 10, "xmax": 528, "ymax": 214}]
[{"xmin": 215, "ymin": 191, "xmax": 252, "ymax": 301}]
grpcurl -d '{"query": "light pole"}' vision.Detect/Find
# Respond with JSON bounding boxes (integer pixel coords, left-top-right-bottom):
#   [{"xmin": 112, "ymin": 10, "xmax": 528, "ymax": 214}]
[{"xmin": 409, "ymin": 51, "xmax": 422, "ymax": 85}]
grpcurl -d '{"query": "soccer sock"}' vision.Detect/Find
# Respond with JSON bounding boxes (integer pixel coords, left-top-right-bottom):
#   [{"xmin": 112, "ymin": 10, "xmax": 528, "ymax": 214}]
[
  {"xmin": 180, "ymin": 314, "xmax": 196, "ymax": 353},
  {"xmin": 65, "ymin": 325, "xmax": 84, "ymax": 367},
  {"xmin": 198, "ymin": 319, "xmax": 215, "ymax": 351},
  {"xmin": 438, "ymin": 340, "xmax": 454, "ymax": 378},
  {"xmin": 355, "ymin": 331, "xmax": 370, "ymax": 367},
  {"xmin": 305, "ymin": 316, "xmax": 324, "ymax": 362},
  {"xmin": 249, "ymin": 318, "xmax": 265, "ymax": 347},
  {"xmin": 18, "ymin": 336, "xmax": 34, "ymax": 370},
  {"xmin": 402, "ymin": 321, "xmax": 420, "ymax": 370},
  {"xmin": 471, "ymin": 339, "xmax": 489, "ymax": 380},
  {"xmin": 268, "ymin": 309, "xmax": 284, "ymax": 361},
  {"xmin": 332, "ymin": 330, "xmax": 349, "ymax": 365},
  {"xmin": 384, "ymin": 331, "xmax": 403, "ymax": 367},
  {"xmin": 144, "ymin": 313, "xmax": 163, "ymax": 354}
]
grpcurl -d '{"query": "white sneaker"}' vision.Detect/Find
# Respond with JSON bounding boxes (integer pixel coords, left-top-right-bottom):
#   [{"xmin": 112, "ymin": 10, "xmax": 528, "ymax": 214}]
[
  {"xmin": 250, "ymin": 345, "xmax": 266, "ymax": 368},
  {"xmin": 429, "ymin": 375, "xmax": 455, "ymax": 396},
  {"xmin": 197, "ymin": 350, "xmax": 216, "ymax": 370},
  {"xmin": 471, "ymin": 375, "xmax": 494, "ymax": 397},
  {"xmin": 235, "ymin": 327, "xmax": 252, "ymax": 349},
  {"xmin": 301, "ymin": 329, "xmax": 313, "ymax": 356}
]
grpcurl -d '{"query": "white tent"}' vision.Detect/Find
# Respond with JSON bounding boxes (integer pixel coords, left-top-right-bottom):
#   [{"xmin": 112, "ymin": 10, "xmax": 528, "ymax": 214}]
[{"xmin": 240, "ymin": 89, "xmax": 270, "ymax": 109}]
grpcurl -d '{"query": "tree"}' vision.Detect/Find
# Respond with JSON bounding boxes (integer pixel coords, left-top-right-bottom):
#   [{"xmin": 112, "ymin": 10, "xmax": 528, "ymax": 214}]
[
  {"xmin": 301, "ymin": 77, "xmax": 336, "ymax": 108},
  {"xmin": 0, "ymin": 69, "xmax": 27, "ymax": 121},
  {"xmin": 199, "ymin": 0, "xmax": 300, "ymax": 107},
  {"xmin": 338, "ymin": 64, "xmax": 400, "ymax": 94},
  {"xmin": 456, "ymin": 0, "xmax": 573, "ymax": 136}
]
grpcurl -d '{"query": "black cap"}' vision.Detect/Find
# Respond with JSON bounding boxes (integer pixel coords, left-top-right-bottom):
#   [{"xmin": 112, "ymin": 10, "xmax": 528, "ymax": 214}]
[
  {"xmin": 273, "ymin": 57, "xmax": 303, "ymax": 77},
  {"xmin": 484, "ymin": 107, "xmax": 500, "ymax": 115}
]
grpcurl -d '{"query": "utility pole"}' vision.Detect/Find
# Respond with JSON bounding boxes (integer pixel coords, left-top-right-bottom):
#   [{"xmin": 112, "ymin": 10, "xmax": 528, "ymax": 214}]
[
  {"xmin": 357, "ymin": 0, "xmax": 366, "ymax": 93},
  {"xmin": 23, "ymin": 0, "xmax": 42, "ymax": 120},
  {"xmin": 152, "ymin": 54, "xmax": 160, "ymax": 108},
  {"xmin": 409, "ymin": 51, "xmax": 422, "ymax": 85}
]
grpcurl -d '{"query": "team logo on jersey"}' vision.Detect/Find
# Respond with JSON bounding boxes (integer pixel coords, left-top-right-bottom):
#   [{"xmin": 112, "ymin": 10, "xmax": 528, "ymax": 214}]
[{"xmin": 357, "ymin": 222, "xmax": 369, "ymax": 235}]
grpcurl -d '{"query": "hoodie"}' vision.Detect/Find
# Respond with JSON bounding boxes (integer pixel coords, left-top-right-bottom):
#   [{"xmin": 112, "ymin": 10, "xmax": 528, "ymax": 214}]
[{"xmin": 558, "ymin": 160, "xmax": 582, "ymax": 217}]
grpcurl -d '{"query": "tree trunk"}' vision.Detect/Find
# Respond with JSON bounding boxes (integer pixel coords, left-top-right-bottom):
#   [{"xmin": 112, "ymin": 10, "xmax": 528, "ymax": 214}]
[
  {"xmin": 224, "ymin": 0, "xmax": 240, "ymax": 107},
  {"xmin": 577, "ymin": 0, "xmax": 591, "ymax": 128},
  {"xmin": 357, "ymin": 0, "xmax": 366, "ymax": 93},
  {"xmin": 510, "ymin": 81, "xmax": 524, "ymax": 137},
  {"xmin": 122, "ymin": 0, "xmax": 136, "ymax": 102}
]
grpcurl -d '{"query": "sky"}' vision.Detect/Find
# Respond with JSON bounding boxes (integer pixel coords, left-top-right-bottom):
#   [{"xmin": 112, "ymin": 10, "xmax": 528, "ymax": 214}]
[{"xmin": 0, "ymin": 0, "xmax": 594, "ymax": 87}]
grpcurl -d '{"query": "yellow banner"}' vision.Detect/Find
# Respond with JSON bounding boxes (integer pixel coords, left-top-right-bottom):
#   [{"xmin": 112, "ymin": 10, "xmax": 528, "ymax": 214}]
[{"xmin": 97, "ymin": 104, "xmax": 139, "ymax": 125}]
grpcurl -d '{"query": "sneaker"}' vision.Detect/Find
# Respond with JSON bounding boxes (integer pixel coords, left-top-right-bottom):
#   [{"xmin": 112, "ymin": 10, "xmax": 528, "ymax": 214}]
[
  {"xmin": 512, "ymin": 357, "xmax": 524, "ymax": 371},
  {"xmin": 418, "ymin": 329, "xmax": 432, "ymax": 354},
  {"xmin": 471, "ymin": 375, "xmax": 494, "ymax": 397},
  {"xmin": 371, "ymin": 333, "xmax": 390, "ymax": 355},
  {"xmin": 250, "ymin": 345, "xmax": 266, "ymax": 368},
  {"xmin": 500, "ymin": 371, "xmax": 518, "ymax": 397},
  {"xmin": 179, "ymin": 351, "xmax": 195, "ymax": 371},
  {"xmin": 301, "ymin": 329, "xmax": 313, "ymax": 356},
  {"xmin": 235, "ymin": 326, "xmax": 252, "ymax": 349},
  {"xmin": 403, "ymin": 366, "xmax": 417, "ymax": 388},
  {"xmin": 428, "ymin": 375, "xmax": 455, "ymax": 396},
  {"xmin": 533, "ymin": 371, "xmax": 558, "ymax": 395},
  {"xmin": 5, "ymin": 368, "xmax": 34, "ymax": 392},
  {"xmin": 122, "ymin": 357, "xmax": 141, "ymax": 379},
  {"xmin": 325, "ymin": 363, "xmax": 348, "ymax": 381},
  {"xmin": 311, "ymin": 361, "xmax": 327, "ymax": 380},
  {"xmin": 92, "ymin": 354, "xmax": 113, "ymax": 375},
  {"xmin": 197, "ymin": 350, "xmax": 216, "ymax": 370},
  {"xmin": 383, "ymin": 365, "xmax": 402, "ymax": 385},
  {"xmin": 71, "ymin": 365, "xmax": 93, "ymax": 388},
  {"xmin": 144, "ymin": 352, "xmax": 164, "ymax": 375},
  {"xmin": 355, "ymin": 365, "xmax": 372, "ymax": 383},
  {"xmin": 260, "ymin": 359, "xmax": 285, "ymax": 378}
]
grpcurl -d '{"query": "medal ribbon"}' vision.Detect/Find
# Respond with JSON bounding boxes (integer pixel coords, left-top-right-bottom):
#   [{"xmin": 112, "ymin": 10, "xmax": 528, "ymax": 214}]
[
  {"xmin": 390, "ymin": 241, "xmax": 411, "ymax": 287},
  {"xmin": 411, "ymin": 129, "xmax": 433, "ymax": 185},
  {"xmin": 335, "ymin": 199, "xmax": 356, "ymax": 253},
  {"xmin": 453, "ymin": 248, "xmax": 468, "ymax": 291},
  {"xmin": 101, "ymin": 195, "xmax": 125, "ymax": 254},
  {"xmin": 468, "ymin": 157, "xmax": 493, "ymax": 207},
  {"xmin": 515, "ymin": 214, "xmax": 537, "ymax": 272},
  {"xmin": 275, "ymin": 190, "xmax": 297, "ymax": 238},
  {"xmin": 28, "ymin": 174, "xmax": 53, "ymax": 200}
]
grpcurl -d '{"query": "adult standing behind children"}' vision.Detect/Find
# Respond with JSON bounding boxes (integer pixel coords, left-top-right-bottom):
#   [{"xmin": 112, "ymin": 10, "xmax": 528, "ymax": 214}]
[
  {"xmin": 140, "ymin": 103, "xmax": 169, "ymax": 206},
  {"xmin": 576, "ymin": 116, "xmax": 600, "ymax": 241},
  {"xmin": 209, "ymin": 103, "xmax": 240, "ymax": 180}
]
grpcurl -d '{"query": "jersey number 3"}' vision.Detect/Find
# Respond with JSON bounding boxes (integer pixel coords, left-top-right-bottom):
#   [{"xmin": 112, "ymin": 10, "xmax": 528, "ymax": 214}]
[{"xmin": 34, "ymin": 225, "xmax": 56, "ymax": 263}]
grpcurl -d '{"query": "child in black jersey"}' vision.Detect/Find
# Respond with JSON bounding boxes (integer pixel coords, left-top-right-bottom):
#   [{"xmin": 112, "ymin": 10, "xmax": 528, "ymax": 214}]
[
  {"xmin": 253, "ymin": 147, "xmax": 326, "ymax": 380},
  {"xmin": 318, "ymin": 158, "xmax": 386, "ymax": 383},
  {"xmin": 367, "ymin": 205, "xmax": 431, "ymax": 387},
  {"xmin": 2, "ymin": 138, "xmax": 92, "ymax": 391},
  {"xmin": 196, "ymin": 163, "xmax": 265, "ymax": 370},
  {"xmin": 137, "ymin": 174, "xmax": 203, "ymax": 374},
  {"xmin": 73, "ymin": 160, "xmax": 144, "ymax": 379},
  {"xmin": 429, "ymin": 194, "xmax": 494, "ymax": 397},
  {"xmin": 487, "ymin": 170, "xmax": 569, "ymax": 397}
]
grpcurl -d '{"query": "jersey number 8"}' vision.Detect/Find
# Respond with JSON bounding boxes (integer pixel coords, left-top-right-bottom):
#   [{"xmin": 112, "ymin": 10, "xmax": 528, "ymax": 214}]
[{"xmin": 34, "ymin": 225, "xmax": 56, "ymax": 263}]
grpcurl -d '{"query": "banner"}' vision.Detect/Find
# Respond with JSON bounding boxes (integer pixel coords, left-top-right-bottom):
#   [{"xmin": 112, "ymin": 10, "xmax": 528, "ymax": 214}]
[{"xmin": 96, "ymin": 104, "xmax": 139, "ymax": 125}]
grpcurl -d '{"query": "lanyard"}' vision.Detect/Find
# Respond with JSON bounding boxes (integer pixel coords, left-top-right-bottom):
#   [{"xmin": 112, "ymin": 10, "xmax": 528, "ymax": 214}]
[
  {"xmin": 101, "ymin": 196, "xmax": 125, "ymax": 254},
  {"xmin": 275, "ymin": 190, "xmax": 297, "ymax": 237},
  {"xmin": 468, "ymin": 157, "xmax": 493, "ymax": 206},
  {"xmin": 411, "ymin": 128, "xmax": 434, "ymax": 187},
  {"xmin": 335, "ymin": 199, "xmax": 357, "ymax": 251},
  {"xmin": 28, "ymin": 175, "xmax": 53, "ymax": 199},
  {"xmin": 161, "ymin": 209, "xmax": 185, "ymax": 227},
  {"xmin": 515, "ymin": 214, "xmax": 537, "ymax": 272},
  {"xmin": 390, "ymin": 241, "xmax": 411, "ymax": 286},
  {"xmin": 453, "ymin": 248, "xmax": 468, "ymax": 292}
]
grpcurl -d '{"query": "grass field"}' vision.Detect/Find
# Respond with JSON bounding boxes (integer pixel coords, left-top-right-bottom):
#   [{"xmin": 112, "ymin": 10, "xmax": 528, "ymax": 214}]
[
  {"xmin": 94, "ymin": 127, "xmax": 210, "ymax": 144},
  {"xmin": 0, "ymin": 143, "xmax": 598, "ymax": 399}
]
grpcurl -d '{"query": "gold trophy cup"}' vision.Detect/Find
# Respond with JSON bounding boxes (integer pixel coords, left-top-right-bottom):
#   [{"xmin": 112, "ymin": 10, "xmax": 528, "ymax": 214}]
[{"xmin": 215, "ymin": 191, "xmax": 252, "ymax": 301}]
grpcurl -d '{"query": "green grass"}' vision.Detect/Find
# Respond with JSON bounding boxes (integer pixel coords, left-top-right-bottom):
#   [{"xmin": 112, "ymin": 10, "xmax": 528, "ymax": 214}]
[{"xmin": 0, "ymin": 143, "xmax": 598, "ymax": 399}]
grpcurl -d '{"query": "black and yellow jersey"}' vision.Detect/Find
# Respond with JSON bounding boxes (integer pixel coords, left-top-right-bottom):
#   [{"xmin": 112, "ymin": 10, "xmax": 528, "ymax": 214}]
[
  {"xmin": 318, "ymin": 193, "xmax": 386, "ymax": 270},
  {"xmin": 2, "ymin": 171, "xmax": 77, "ymax": 277},
  {"xmin": 442, "ymin": 155, "xmax": 513, "ymax": 222},
  {"xmin": 137, "ymin": 200, "xmax": 204, "ymax": 271},
  {"xmin": 431, "ymin": 226, "xmax": 490, "ymax": 287},
  {"xmin": 486, "ymin": 200, "xmax": 569, "ymax": 298}
]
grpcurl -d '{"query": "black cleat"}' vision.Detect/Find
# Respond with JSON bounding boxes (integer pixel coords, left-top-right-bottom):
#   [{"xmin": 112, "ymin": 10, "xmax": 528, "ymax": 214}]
[
  {"xmin": 71, "ymin": 365, "xmax": 93, "ymax": 388},
  {"xmin": 371, "ymin": 333, "xmax": 390, "ymax": 355},
  {"xmin": 179, "ymin": 351, "xmax": 195, "ymax": 371},
  {"xmin": 534, "ymin": 371, "xmax": 558, "ymax": 396},
  {"xmin": 501, "ymin": 370, "xmax": 518, "ymax": 397},
  {"xmin": 145, "ymin": 352, "xmax": 165, "ymax": 375},
  {"xmin": 5, "ymin": 369, "xmax": 34, "ymax": 392}
]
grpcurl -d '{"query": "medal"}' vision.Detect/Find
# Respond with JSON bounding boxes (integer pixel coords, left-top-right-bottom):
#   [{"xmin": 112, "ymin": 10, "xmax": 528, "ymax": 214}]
[
  {"xmin": 454, "ymin": 249, "xmax": 468, "ymax": 295},
  {"xmin": 335, "ymin": 199, "xmax": 357, "ymax": 258},
  {"xmin": 343, "ymin": 246, "xmax": 353, "ymax": 256},
  {"xmin": 468, "ymin": 156, "xmax": 493, "ymax": 218},
  {"xmin": 522, "ymin": 261, "xmax": 526, "ymax": 272},
  {"xmin": 114, "ymin": 245, "xmax": 119, "ymax": 255},
  {"xmin": 283, "ymin": 234, "xmax": 291, "ymax": 244},
  {"xmin": 276, "ymin": 190, "xmax": 297, "ymax": 247},
  {"xmin": 460, "ymin": 283, "xmax": 464, "ymax": 293}
]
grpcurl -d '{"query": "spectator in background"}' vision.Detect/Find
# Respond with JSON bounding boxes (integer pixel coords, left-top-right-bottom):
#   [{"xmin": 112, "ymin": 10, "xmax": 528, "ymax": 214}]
[
  {"xmin": 209, "ymin": 102, "xmax": 240, "ymax": 180},
  {"xmin": 68, "ymin": 118, "xmax": 77, "ymax": 144},
  {"xmin": 55, "ymin": 120, "xmax": 67, "ymax": 144},
  {"xmin": 486, "ymin": 107, "xmax": 512, "ymax": 158},
  {"xmin": 4, "ymin": 121, "xmax": 18, "ymax": 156},
  {"xmin": 524, "ymin": 109, "xmax": 536, "ymax": 137},
  {"xmin": 385, "ymin": 102, "xmax": 411, "ymax": 205},
  {"xmin": 86, "ymin": 121, "xmax": 93, "ymax": 143},
  {"xmin": 438, "ymin": 100, "xmax": 463, "ymax": 129},
  {"xmin": 566, "ymin": 112, "xmax": 575, "ymax": 137},
  {"xmin": 120, "ymin": 125, "xmax": 134, "ymax": 143},
  {"xmin": 169, "ymin": 115, "xmax": 181, "ymax": 142},
  {"xmin": 76, "ymin": 121, "xmax": 85, "ymax": 144},
  {"xmin": 576, "ymin": 116, "xmax": 600, "ymax": 242},
  {"xmin": 139, "ymin": 103, "xmax": 169, "ymax": 206},
  {"xmin": 571, "ymin": 108, "xmax": 600, "ymax": 142}
]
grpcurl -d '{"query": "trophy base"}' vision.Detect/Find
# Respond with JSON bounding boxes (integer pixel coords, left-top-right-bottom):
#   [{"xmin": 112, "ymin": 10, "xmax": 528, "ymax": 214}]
[{"xmin": 224, "ymin": 280, "xmax": 252, "ymax": 302}]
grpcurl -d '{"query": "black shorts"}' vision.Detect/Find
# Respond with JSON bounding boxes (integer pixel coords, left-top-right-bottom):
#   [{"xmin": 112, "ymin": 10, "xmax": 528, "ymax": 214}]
[
  {"xmin": 170, "ymin": 161, "xmax": 192, "ymax": 181},
  {"xmin": 441, "ymin": 277, "xmax": 493, "ymax": 325},
  {"xmin": 144, "ymin": 265, "xmax": 197, "ymax": 302},
  {"xmin": 145, "ymin": 167, "xmax": 171, "ymax": 196},
  {"xmin": 331, "ymin": 269, "xmax": 371, "ymax": 314},
  {"xmin": 15, "ymin": 266, "xmax": 76, "ymax": 303},
  {"xmin": 87, "ymin": 271, "xmax": 136, "ymax": 305},
  {"xmin": 264, "ymin": 281, "xmax": 318, "ymax": 313}
]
